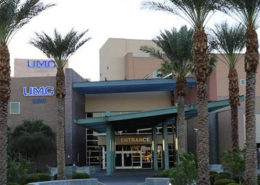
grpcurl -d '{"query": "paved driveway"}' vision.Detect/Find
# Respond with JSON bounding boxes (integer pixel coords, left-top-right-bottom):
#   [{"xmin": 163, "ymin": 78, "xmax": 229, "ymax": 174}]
[{"xmin": 92, "ymin": 169, "xmax": 160, "ymax": 185}]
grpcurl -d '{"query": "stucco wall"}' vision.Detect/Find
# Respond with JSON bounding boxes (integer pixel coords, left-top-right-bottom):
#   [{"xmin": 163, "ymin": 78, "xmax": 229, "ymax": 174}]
[
  {"xmin": 85, "ymin": 92, "xmax": 172, "ymax": 112},
  {"xmin": 100, "ymin": 38, "xmax": 158, "ymax": 81},
  {"xmin": 125, "ymin": 53, "xmax": 162, "ymax": 79},
  {"xmin": 215, "ymin": 54, "xmax": 260, "ymax": 97},
  {"xmin": 8, "ymin": 76, "xmax": 57, "ymax": 131}
]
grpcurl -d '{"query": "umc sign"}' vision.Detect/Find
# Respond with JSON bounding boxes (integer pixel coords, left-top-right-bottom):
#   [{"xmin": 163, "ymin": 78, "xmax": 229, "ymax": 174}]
[
  {"xmin": 27, "ymin": 59, "xmax": 56, "ymax": 68},
  {"xmin": 23, "ymin": 86, "xmax": 55, "ymax": 96}
]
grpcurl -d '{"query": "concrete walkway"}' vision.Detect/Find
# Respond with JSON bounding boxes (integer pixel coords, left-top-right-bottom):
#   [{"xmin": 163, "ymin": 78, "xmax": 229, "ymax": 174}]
[{"xmin": 92, "ymin": 170, "xmax": 160, "ymax": 185}]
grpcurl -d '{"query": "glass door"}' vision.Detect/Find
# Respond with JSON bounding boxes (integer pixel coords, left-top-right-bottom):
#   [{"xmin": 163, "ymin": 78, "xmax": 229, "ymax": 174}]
[
  {"xmin": 116, "ymin": 153, "xmax": 122, "ymax": 167},
  {"xmin": 132, "ymin": 152, "xmax": 142, "ymax": 168},
  {"xmin": 124, "ymin": 153, "xmax": 132, "ymax": 167}
]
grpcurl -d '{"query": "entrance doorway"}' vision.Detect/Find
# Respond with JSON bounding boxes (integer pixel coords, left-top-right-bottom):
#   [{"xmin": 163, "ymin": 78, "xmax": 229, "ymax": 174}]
[
  {"xmin": 102, "ymin": 145, "xmax": 162, "ymax": 169},
  {"xmin": 115, "ymin": 151, "xmax": 142, "ymax": 169}
]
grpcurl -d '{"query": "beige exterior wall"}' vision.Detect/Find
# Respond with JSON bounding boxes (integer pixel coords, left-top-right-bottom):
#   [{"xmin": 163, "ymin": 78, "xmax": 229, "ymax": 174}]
[
  {"xmin": 215, "ymin": 54, "xmax": 260, "ymax": 97},
  {"xmin": 100, "ymin": 38, "xmax": 158, "ymax": 81},
  {"xmin": 14, "ymin": 58, "xmax": 68, "ymax": 77},
  {"xmin": 125, "ymin": 53, "xmax": 162, "ymax": 79},
  {"xmin": 8, "ymin": 77, "xmax": 58, "ymax": 132},
  {"xmin": 85, "ymin": 92, "xmax": 171, "ymax": 112}
]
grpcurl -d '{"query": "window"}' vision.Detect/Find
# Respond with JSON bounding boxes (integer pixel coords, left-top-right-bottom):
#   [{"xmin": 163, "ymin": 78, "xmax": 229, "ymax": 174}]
[
  {"xmin": 152, "ymin": 71, "xmax": 158, "ymax": 78},
  {"xmin": 10, "ymin": 102, "xmax": 20, "ymax": 114},
  {"xmin": 240, "ymin": 79, "xmax": 246, "ymax": 86}
]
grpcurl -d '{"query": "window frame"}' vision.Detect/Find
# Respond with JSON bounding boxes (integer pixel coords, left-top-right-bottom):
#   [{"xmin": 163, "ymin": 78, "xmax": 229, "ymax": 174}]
[{"xmin": 10, "ymin": 102, "xmax": 20, "ymax": 115}]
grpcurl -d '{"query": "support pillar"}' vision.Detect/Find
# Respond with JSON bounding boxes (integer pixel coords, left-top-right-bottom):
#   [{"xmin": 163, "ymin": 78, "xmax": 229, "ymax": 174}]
[
  {"xmin": 152, "ymin": 127, "xmax": 158, "ymax": 172},
  {"xmin": 111, "ymin": 127, "xmax": 116, "ymax": 172},
  {"xmin": 163, "ymin": 122, "xmax": 169, "ymax": 170},
  {"xmin": 106, "ymin": 124, "xmax": 115, "ymax": 175}
]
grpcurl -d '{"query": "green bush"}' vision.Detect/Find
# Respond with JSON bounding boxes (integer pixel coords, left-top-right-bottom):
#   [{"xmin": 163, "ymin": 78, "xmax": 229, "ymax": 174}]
[
  {"xmin": 71, "ymin": 173, "xmax": 90, "ymax": 179},
  {"xmin": 158, "ymin": 169, "xmax": 170, "ymax": 177},
  {"xmin": 210, "ymin": 173, "xmax": 218, "ymax": 185},
  {"xmin": 31, "ymin": 173, "xmax": 50, "ymax": 181},
  {"xmin": 23, "ymin": 174, "xmax": 40, "ymax": 184},
  {"xmin": 258, "ymin": 175, "xmax": 260, "ymax": 180},
  {"xmin": 150, "ymin": 169, "xmax": 170, "ymax": 177},
  {"xmin": 221, "ymin": 148, "xmax": 245, "ymax": 183},
  {"xmin": 214, "ymin": 179, "xmax": 235, "ymax": 185},
  {"xmin": 7, "ymin": 157, "xmax": 31, "ymax": 185},
  {"xmin": 214, "ymin": 172, "xmax": 232, "ymax": 181},
  {"xmin": 227, "ymin": 183, "xmax": 242, "ymax": 185},
  {"xmin": 169, "ymin": 153, "xmax": 197, "ymax": 185},
  {"xmin": 7, "ymin": 183, "xmax": 19, "ymax": 185},
  {"xmin": 219, "ymin": 172, "xmax": 232, "ymax": 178},
  {"xmin": 210, "ymin": 171, "xmax": 218, "ymax": 176}
]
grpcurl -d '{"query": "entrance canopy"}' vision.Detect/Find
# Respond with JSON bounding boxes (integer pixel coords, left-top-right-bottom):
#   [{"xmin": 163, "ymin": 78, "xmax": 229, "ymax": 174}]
[
  {"xmin": 73, "ymin": 78, "xmax": 196, "ymax": 94},
  {"xmin": 74, "ymin": 97, "xmax": 244, "ymax": 133}
]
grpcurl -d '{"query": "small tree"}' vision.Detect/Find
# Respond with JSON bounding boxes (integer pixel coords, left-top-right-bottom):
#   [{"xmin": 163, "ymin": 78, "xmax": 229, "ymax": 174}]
[
  {"xmin": 169, "ymin": 153, "xmax": 198, "ymax": 185},
  {"xmin": 7, "ymin": 156, "xmax": 31, "ymax": 185},
  {"xmin": 9, "ymin": 120, "xmax": 55, "ymax": 160},
  {"xmin": 221, "ymin": 148, "xmax": 245, "ymax": 183}
]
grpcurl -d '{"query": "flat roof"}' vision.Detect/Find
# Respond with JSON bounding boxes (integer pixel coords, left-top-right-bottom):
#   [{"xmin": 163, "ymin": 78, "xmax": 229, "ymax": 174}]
[
  {"xmin": 73, "ymin": 77, "xmax": 196, "ymax": 94},
  {"xmin": 74, "ymin": 96, "xmax": 244, "ymax": 133}
]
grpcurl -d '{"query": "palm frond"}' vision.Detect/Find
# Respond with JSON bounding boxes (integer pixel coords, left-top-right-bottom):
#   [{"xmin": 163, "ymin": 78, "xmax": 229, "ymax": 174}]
[
  {"xmin": 30, "ymin": 29, "xmax": 91, "ymax": 69},
  {"xmin": 0, "ymin": 0, "xmax": 55, "ymax": 44},
  {"xmin": 140, "ymin": 26, "xmax": 193, "ymax": 77},
  {"xmin": 142, "ymin": 0, "xmax": 222, "ymax": 29},
  {"xmin": 210, "ymin": 22, "xmax": 245, "ymax": 67},
  {"xmin": 221, "ymin": 0, "xmax": 260, "ymax": 28},
  {"xmin": 140, "ymin": 46, "xmax": 166, "ymax": 61}
]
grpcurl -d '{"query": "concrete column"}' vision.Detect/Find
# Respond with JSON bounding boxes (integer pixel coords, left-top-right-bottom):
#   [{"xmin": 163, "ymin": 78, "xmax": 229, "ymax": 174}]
[
  {"xmin": 163, "ymin": 122, "xmax": 169, "ymax": 170},
  {"xmin": 152, "ymin": 127, "xmax": 158, "ymax": 172},
  {"xmin": 106, "ymin": 124, "xmax": 113, "ymax": 175},
  {"xmin": 111, "ymin": 127, "xmax": 116, "ymax": 172}
]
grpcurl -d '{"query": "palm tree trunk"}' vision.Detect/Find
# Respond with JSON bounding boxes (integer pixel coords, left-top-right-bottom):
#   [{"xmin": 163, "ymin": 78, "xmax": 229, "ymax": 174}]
[
  {"xmin": 56, "ymin": 69, "xmax": 66, "ymax": 180},
  {"xmin": 0, "ymin": 102, "xmax": 8, "ymax": 185},
  {"xmin": 228, "ymin": 67, "xmax": 239, "ymax": 150},
  {"xmin": 244, "ymin": 26, "xmax": 258, "ymax": 185},
  {"xmin": 0, "ymin": 43, "xmax": 10, "ymax": 185},
  {"xmin": 176, "ymin": 75, "xmax": 187, "ymax": 154},
  {"xmin": 177, "ymin": 96, "xmax": 185, "ymax": 154},
  {"xmin": 245, "ymin": 26, "xmax": 259, "ymax": 185},
  {"xmin": 245, "ymin": 72, "xmax": 257, "ymax": 185},
  {"xmin": 193, "ymin": 29, "xmax": 210, "ymax": 185}
]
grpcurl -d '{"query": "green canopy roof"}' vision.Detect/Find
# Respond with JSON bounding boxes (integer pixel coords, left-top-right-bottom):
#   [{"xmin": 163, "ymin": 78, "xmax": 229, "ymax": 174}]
[{"xmin": 74, "ymin": 97, "xmax": 244, "ymax": 133}]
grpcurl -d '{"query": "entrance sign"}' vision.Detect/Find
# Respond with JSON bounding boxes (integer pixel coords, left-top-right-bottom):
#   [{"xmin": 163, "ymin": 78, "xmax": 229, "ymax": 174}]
[
  {"xmin": 120, "ymin": 137, "xmax": 150, "ymax": 144},
  {"xmin": 23, "ymin": 86, "xmax": 55, "ymax": 96},
  {"xmin": 117, "ymin": 136, "xmax": 151, "ymax": 145},
  {"xmin": 27, "ymin": 59, "xmax": 56, "ymax": 68}
]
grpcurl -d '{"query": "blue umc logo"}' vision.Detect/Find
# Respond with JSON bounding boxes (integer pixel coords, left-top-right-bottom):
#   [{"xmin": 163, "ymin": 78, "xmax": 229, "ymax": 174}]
[
  {"xmin": 23, "ymin": 86, "xmax": 55, "ymax": 96},
  {"xmin": 27, "ymin": 59, "xmax": 56, "ymax": 68}
]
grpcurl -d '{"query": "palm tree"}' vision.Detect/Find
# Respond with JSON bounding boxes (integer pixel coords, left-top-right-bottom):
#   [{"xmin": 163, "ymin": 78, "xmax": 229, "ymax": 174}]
[
  {"xmin": 141, "ymin": 26, "xmax": 193, "ymax": 154},
  {"xmin": 0, "ymin": 1, "xmax": 54, "ymax": 184},
  {"xmin": 142, "ymin": 0, "xmax": 220, "ymax": 184},
  {"xmin": 211, "ymin": 23, "xmax": 245, "ymax": 150},
  {"xmin": 221, "ymin": 1, "xmax": 260, "ymax": 184},
  {"xmin": 30, "ymin": 29, "xmax": 90, "ymax": 179}
]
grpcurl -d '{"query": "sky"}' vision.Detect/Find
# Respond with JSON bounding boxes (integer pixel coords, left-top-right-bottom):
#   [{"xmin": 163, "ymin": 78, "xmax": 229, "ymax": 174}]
[{"xmin": 9, "ymin": 0, "xmax": 234, "ymax": 81}]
